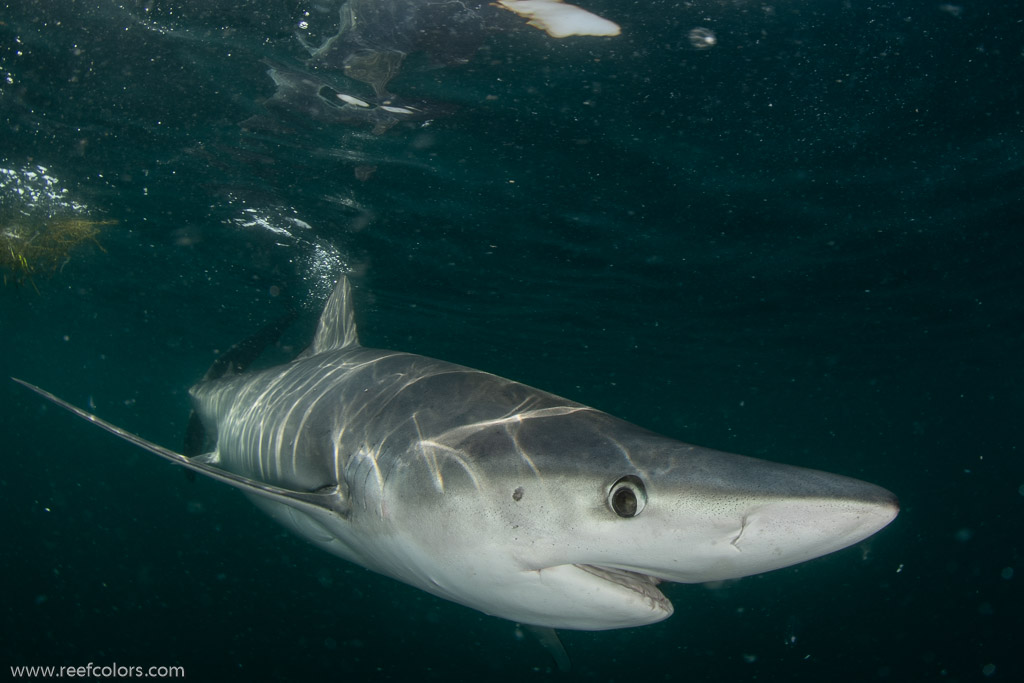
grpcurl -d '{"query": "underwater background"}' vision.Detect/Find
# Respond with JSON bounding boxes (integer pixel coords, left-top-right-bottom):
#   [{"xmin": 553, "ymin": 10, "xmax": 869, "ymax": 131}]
[{"xmin": 1, "ymin": 1, "xmax": 1021, "ymax": 681}]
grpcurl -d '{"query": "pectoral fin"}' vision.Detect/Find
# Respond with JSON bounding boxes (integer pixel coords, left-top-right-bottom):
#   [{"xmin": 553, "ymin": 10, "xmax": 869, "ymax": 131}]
[{"xmin": 13, "ymin": 378, "xmax": 344, "ymax": 517}]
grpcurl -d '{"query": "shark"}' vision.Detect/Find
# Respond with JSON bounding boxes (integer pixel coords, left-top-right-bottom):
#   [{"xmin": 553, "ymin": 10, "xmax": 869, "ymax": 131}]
[{"xmin": 15, "ymin": 276, "xmax": 897, "ymax": 631}]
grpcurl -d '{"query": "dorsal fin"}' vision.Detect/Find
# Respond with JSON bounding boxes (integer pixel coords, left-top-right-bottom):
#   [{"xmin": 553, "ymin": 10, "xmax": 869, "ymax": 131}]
[{"xmin": 304, "ymin": 276, "xmax": 359, "ymax": 357}]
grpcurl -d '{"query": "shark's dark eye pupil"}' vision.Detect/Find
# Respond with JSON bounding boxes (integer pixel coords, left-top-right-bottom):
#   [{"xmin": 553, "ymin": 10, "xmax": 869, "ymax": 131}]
[
  {"xmin": 612, "ymin": 487, "xmax": 637, "ymax": 517},
  {"xmin": 608, "ymin": 475, "xmax": 647, "ymax": 518}
]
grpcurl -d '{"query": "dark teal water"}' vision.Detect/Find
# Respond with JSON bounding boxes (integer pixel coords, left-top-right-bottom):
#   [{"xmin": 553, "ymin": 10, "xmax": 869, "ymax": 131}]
[{"xmin": 2, "ymin": 1, "xmax": 1021, "ymax": 681}]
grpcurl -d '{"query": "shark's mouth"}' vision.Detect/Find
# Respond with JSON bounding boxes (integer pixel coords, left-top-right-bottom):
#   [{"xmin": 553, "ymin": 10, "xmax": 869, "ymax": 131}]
[{"xmin": 575, "ymin": 564, "xmax": 672, "ymax": 612}]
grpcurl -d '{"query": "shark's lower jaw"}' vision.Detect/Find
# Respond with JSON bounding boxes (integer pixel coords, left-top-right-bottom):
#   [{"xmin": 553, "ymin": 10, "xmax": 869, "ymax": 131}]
[{"xmin": 575, "ymin": 564, "xmax": 672, "ymax": 614}]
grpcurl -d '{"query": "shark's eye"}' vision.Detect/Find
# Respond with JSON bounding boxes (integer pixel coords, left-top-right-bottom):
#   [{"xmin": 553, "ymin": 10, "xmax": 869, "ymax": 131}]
[{"xmin": 608, "ymin": 475, "xmax": 647, "ymax": 518}]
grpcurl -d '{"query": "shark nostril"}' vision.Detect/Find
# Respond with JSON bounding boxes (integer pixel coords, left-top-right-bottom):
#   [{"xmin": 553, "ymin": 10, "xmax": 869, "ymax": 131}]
[{"xmin": 608, "ymin": 475, "xmax": 647, "ymax": 518}]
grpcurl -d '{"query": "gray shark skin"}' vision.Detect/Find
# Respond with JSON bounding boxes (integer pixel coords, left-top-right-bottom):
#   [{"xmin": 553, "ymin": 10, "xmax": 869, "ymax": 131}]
[{"xmin": 15, "ymin": 277, "xmax": 898, "ymax": 630}]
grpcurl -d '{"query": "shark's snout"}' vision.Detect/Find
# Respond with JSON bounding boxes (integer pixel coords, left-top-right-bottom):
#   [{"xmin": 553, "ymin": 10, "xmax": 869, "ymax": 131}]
[
  {"xmin": 600, "ymin": 455, "xmax": 900, "ymax": 586},
  {"xmin": 709, "ymin": 486, "xmax": 898, "ymax": 575}
]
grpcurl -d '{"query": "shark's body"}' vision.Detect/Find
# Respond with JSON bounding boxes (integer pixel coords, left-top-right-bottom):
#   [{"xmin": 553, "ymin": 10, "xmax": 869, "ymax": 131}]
[{"xmin": 17, "ymin": 277, "xmax": 897, "ymax": 630}]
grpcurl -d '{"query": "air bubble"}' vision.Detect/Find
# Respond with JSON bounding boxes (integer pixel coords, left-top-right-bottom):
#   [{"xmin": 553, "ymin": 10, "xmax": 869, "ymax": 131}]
[{"xmin": 688, "ymin": 27, "xmax": 717, "ymax": 50}]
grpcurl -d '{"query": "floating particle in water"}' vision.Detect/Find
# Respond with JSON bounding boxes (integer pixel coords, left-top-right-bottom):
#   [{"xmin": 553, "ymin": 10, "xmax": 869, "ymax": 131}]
[
  {"xmin": 688, "ymin": 27, "xmax": 717, "ymax": 50},
  {"xmin": 982, "ymin": 663, "xmax": 996, "ymax": 677},
  {"xmin": 1001, "ymin": 567, "xmax": 1014, "ymax": 580},
  {"xmin": 954, "ymin": 527, "xmax": 973, "ymax": 542},
  {"xmin": 316, "ymin": 568, "xmax": 334, "ymax": 588}
]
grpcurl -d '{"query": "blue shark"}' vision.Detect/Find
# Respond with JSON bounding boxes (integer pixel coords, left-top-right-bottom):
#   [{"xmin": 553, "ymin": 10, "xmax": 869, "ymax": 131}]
[{"xmin": 15, "ymin": 277, "xmax": 897, "ymax": 630}]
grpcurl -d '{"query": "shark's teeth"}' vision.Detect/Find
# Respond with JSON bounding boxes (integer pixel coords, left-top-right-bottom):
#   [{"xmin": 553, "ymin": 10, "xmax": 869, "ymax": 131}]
[{"xmin": 575, "ymin": 564, "xmax": 670, "ymax": 611}]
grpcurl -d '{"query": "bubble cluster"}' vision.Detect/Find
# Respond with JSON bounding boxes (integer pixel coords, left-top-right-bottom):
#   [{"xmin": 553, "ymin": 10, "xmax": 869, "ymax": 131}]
[{"xmin": 227, "ymin": 200, "xmax": 348, "ymax": 302}]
